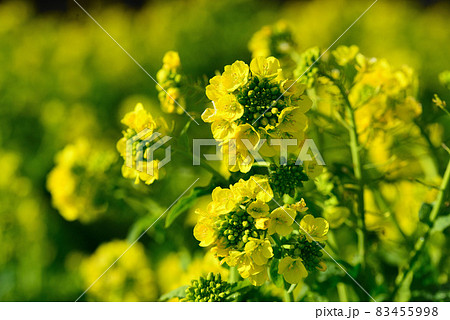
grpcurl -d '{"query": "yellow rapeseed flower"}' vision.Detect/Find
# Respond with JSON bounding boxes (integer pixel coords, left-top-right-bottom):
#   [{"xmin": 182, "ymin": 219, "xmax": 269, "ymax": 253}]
[
  {"xmin": 203, "ymin": 57, "xmax": 312, "ymax": 173},
  {"xmin": 300, "ymin": 214, "xmax": 329, "ymax": 243},
  {"xmin": 193, "ymin": 176, "xmax": 274, "ymax": 285},
  {"xmin": 278, "ymin": 256, "xmax": 308, "ymax": 284},
  {"xmin": 116, "ymin": 103, "xmax": 170, "ymax": 185},
  {"xmin": 244, "ymin": 238, "xmax": 274, "ymax": 265},
  {"xmin": 247, "ymin": 199, "xmax": 270, "ymax": 218},
  {"xmin": 268, "ymin": 206, "xmax": 296, "ymax": 236}
]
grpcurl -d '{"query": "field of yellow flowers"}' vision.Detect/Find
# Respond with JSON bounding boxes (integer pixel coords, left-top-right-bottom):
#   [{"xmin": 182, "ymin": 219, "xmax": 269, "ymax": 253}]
[{"xmin": 0, "ymin": 0, "xmax": 449, "ymax": 302}]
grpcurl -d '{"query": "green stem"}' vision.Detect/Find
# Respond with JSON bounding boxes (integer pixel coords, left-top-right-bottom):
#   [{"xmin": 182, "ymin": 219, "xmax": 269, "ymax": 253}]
[
  {"xmin": 229, "ymin": 267, "xmax": 239, "ymax": 284},
  {"xmin": 337, "ymin": 282, "xmax": 349, "ymax": 302},
  {"xmin": 391, "ymin": 158, "xmax": 450, "ymax": 300},
  {"xmin": 321, "ymin": 72, "xmax": 367, "ymax": 267},
  {"xmin": 284, "ymin": 288, "xmax": 295, "ymax": 302}
]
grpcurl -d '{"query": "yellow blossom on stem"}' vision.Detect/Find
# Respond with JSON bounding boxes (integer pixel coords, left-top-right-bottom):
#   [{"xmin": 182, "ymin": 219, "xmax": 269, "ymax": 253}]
[
  {"xmin": 202, "ymin": 56, "xmax": 312, "ymax": 172},
  {"xmin": 247, "ymin": 199, "xmax": 270, "ymax": 218},
  {"xmin": 244, "ymin": 238, "xmax": 274, "ymax": 265},
  {"xmin": 268, "ymin": 206, "xmax": 296, "ymax": 236},
  {"xmin": 278, "ymin": 256, "xmax": 308, "ymax": 284},
  {"xmin": 300, "ymin": 214, "xmax": 329, "ymax": 243}
]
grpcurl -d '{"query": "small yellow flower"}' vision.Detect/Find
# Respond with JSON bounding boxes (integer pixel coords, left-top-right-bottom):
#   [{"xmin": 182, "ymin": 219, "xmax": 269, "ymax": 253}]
[
  {"xmin": 244, "ymin": 238, "xmax": 273, "ymax": 266},
  {"xmin": 300, "ymin": 214, "xmax": 329, "ymax": 242},
  {"xmin": 211, "ymin": 186, "xmax": 237, "ymax": 214},
  {"xmin": 225, "ymin": 251, "xmax": 268, "ymax": 286},
  {"xmin": 278, "ymin": 256, "xmax": 308, "ymax": 284},
  {"xmin": 323, "ymin": 206, "xmax": 350, "ymax": 228},
  {"xmin": 255, "ymin": 217, "xmax": 270, "ymax": 230},
  {"xmin": 162, "ymin": 51, "xmax": 180, "ymax": 71},
  {"xmin": 268, "ymin": 206, "xmax": 296, "ymax": 236},
  {"xmin": 247, "ymin": 199, "xmax": 270, "ymax": 218},
  {"xmin": 332, "ymin": 45, "xmax": 359, "ymax": 66},
  {"xmin": 290, "ymin": 198, "xmax": 308, "ymax": 213},
  {"xmin": 226, "ymin": 124, "xmax": 261, "ymax": 173},
  {"xmin": 221, "ymin": 60, "xmax": 249, "ymax": 91},
  {"xmin": 246, "ymin": 175, "xmax": 274, "ymax": 202},
  {"xmin": 193, "ymin": 208, "xmax": 217, "ymax": 247},
  {"xmin": 250, "ymin": 56, "xmax": 280, "ymax": 79},
  {"xmin": 248, "ymin": 268, "xmax": 269, "ymax": 286}
]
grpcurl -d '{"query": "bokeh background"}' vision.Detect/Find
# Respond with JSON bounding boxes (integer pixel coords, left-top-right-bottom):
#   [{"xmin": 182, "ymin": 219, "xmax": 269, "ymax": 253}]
[{"xmin": 0, "ymin": 0, "xmax": 449, "ymax": 301}]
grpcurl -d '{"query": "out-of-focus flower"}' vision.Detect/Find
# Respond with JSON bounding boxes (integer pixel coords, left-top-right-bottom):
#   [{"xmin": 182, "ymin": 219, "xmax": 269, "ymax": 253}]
[
  {"xmin": 47, "ymin": 138, "xmax": 117, "ymax": 222},
  {"xmin": 351, "ymin": 56, "xmax": 422, "ymax": 145},
  {"xmin": 157, "ymin": 251, "xmax": 229, "ymax": 297},
  {"xmin": 332, "ymin": 45, "xmax": 359, "ymax": 66},
  {"xmin": 249, "ymin": 21, "xmax": 296, "ymax": 60},
  {"xmin": 294, "ymin": 46, "xmax": 320, "ymax": 88},
  {"xmin": 80, "ymin": 240, "xmax": 157, "ymax": 301},
  {"xmin": 323, "ymin": 206, "xmax": 350, "ymax": 228},
  {"xmin": 438, "ymin": 70, "xmax": 450, "ymax": 89},
  {"xmin": 156, "ymin": 51, "xmax": 185, "ymax": 114}
]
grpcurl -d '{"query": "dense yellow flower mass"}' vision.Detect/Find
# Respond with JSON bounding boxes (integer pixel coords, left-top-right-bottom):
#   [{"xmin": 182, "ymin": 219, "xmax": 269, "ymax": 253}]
[
  {"xmin": 202, "ymin": 56, "xmax": 312, "ymax": 172},
  {"xmin": 116, "ymin": 103, "xmax": 171, "ymax": 185},
  {"xmin": 80, "ymin": 240, "xmax": 157, "ymax": 301},
  {"xmin": 193, "ymin": 176, "xmax": 329, "ymax": 286}
]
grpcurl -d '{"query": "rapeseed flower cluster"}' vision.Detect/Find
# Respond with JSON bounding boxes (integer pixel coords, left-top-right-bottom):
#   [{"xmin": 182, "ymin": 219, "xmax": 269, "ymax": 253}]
[
  {"xmin": 249, "ymin": 21, "xmax": 296, "ymax": 60},
  {"xmin": 202, "ymin": 56, "xmax": 312, "ymax": 172},
  {"xmin": 193, "ymin": 176, "xmax": 329, "ymax": 286},
  {"xmin": 156, "ymin": 51, "xmax": 186, "ymax": 114},
  {"xmin": 116, "ymin": 103, "xmax": 171, "ymax": 185},
  {"xmin": 80, "ymin": 240, "xmax": 157, "ymax": 301},
  {"xmin": 47, "ymin": 139, "xmax": 117, "ymax": 222}
]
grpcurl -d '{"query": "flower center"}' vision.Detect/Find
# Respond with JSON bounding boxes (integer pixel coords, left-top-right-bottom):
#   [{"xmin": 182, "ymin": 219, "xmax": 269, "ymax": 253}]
[
  {"xmin": 291, "ymin": 236, "xmax": 324, "ymax": 272},
  {"xmin": 269, "ymin": 161, "xmax": 309, "ymax": 197},
  {"xmin": 236, "ymin": 76, "xmax": 287, "ymax": 128},
  {"xmin": 184, "ymin": 273, "xmax": 231, "ymax": 302},
  {"xmin": 216, "ymin": 206, "xmax": 262, "ymax": 248}
]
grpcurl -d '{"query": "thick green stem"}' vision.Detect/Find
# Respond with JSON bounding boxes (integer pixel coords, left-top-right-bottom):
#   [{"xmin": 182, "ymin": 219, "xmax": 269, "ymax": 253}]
[
  {"xmin": 229, "ymin": 267, "xmax": 239, "ymax": 284},
  {"xmin": 391, "ymin": 158, "xmax": 450, "ymax": 300},
  {"xmin": 284, "ymin": 290, "xmax": 295, "ymax": 302},
  {"xmin": 348, "ymin": 107, "xmax": 367, "ymax": 267}
]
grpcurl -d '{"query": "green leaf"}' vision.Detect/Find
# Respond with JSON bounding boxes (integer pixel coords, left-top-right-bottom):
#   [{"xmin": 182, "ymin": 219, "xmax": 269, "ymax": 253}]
[
  {"xmin": 159, "ymin": 285, "xmax": 189, "ymax": 301},
  {"xmin": 230, "ymin": 279, "xmax": 252, "ymax": 293},
  {"xmin": 269, "ymin": 259, "xmax": 284, "ymax": 288},
  {"xmin": 165, "ymin": 186, "xmax": 212, "ymax": 227},
  {"xmin": 432, "ymin": 215, "xmax": 450, "ymax": 232}
]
